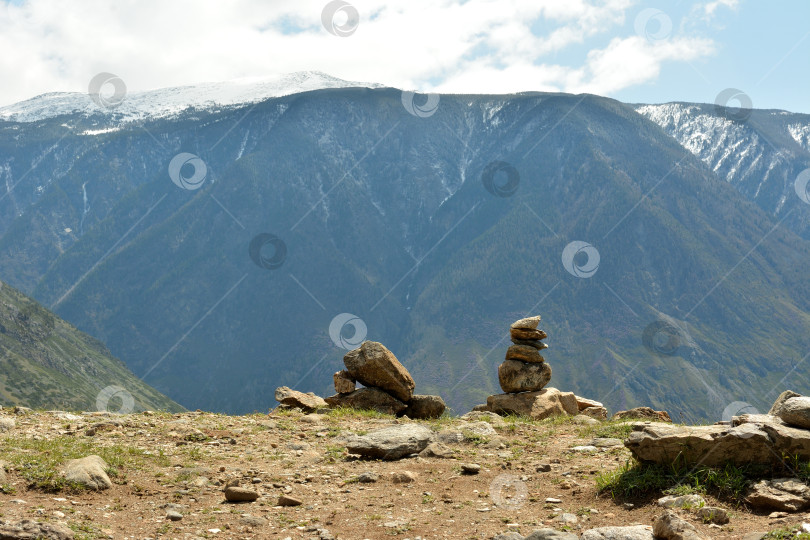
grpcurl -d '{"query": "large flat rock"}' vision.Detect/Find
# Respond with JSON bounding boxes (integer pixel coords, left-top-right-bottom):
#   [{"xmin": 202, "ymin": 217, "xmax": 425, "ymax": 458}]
[
  {"xmin": 625, "ymin": 420, "xmax": 810, "ymax": 466},
  {"xmin": 343, "ymin": 424, "xmax": 434, "ymax": 460},
  {"xmin": 487, "ymin": 387, "xmax": 577, "ymax": 419}
]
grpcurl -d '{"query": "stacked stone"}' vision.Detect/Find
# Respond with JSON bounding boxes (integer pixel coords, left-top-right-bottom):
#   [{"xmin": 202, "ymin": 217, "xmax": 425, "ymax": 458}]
[
  {"xmin": 498, "ymin": 316, "xmax": 551, "ymax": 393},
  {"xmin": 325, "ymin": 341, "xmax": 446, "ymax": 420}
]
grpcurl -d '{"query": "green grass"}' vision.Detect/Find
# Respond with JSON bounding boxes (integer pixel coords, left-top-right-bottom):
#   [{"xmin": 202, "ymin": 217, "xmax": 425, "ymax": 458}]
[
  {"xmin": 596, "ymin": 458, "xmax": 773, "ymax": 502},
  {"xmin": 325, "ymin": 407, "xmax": 393, "ymax": 420},
  {"xmin": 0, "ymin": 435, "xmax": 155, "ymax": 492},
  {"xmin": 763, "ymin": 526, "xmax": 810, "ymax": 539}
]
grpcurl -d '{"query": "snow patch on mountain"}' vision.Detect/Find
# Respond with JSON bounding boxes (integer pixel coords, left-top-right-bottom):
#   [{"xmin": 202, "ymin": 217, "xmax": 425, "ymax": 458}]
[
  {"xmin": 788, "ymin": 123, "xmax": 810, "ymax": 152},
  {"xmin": 0, "ymin": 72, "xmax": 384, "ymax": 123}
]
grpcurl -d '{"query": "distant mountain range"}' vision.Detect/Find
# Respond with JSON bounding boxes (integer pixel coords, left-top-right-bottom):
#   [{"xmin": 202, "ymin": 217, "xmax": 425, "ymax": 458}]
[
  {"xmin": 0, "ymin": 279, "xmax": 182, "ymax": 411},
  {"xmin": 0, "ymin": 72, "xmax": 808, "ymax": 420}
]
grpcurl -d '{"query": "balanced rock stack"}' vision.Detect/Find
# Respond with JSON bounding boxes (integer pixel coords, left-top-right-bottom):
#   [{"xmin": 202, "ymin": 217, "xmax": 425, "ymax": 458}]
[
  {"xmin": 325, "ymin": 341, "xmax": 446, "ymax": 420},
  {"xmin": 480, "ymin": 316, "xmax": 608, "ymax": 421}
]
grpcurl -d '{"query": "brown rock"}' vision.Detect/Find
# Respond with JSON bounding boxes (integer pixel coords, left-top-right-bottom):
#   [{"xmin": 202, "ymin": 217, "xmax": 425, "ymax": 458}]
[
  {"xmin": 277, "ymin": 494, "xmax": 303, "ymax": 506},
  {"xmin": 487, "ymin": 387, "xmax": 577, "ymax": 420},
  {"xmin": 581, "ymin": 406, "xmax": 608, "ymax": 420},
  {"xmin": 505, "ymin": 345, "xmax": 546, "ymax": 363},
  {"xmin": 510, "ymin": 316, "xmax": 541, "ymax": 329},
  {"xmin": 653, "ymin": 510, "xmax": 709, "ymax": 540},
  {"xmin": 343, "ymin": 341, "xmax": 415, "ymax": 402},
  {"xmin": 333, "ymin": 370, "xmax": 356, "ymax": 394},
  {"xmin": 511, "ymin": 339, "xmax": 548, "ymax": 350},
  {"xmin": 63, "ymin": 455, "xmax": 111, "ymax": 490},
  {"xmin": 274, "ymin": 386, "xmax": 328, "ymax": 412},
  {"xmin": 509, "ymin": 328, "xmax": 547, "ymax": 341},
  {"xmin": 575, "ymin": 396, "xmax": 604, "ymax": 410},
  {"xmin": 391, "ymin": 471, "xmax": 417, "ymax": 483},
  {"xmin": 419, "ymin": 442, "xmax": 454, "ymax": 458},
  {"xmin": 498, "ymin": 360, "xmax": 552, "ymax": 393},
  {"xmin": 402, "ymin": 395, "xmax": 446, "ymax": 419},
  {"xmin": 0, "ymin": 520, "xmax": 75, "ymax": 540},
  {"xmin": 325, "ymin": 387, "xmax": 407, "ymax": 416},
  {"xmin": 224, "ymin": 486, "xmax": 259, "ymax": 502},
  {"xmin": 612, "ymin": 407, "xmax": 671, "ymax": 422},
  {"xmin": 774, "ymin": 397, "xmax": 810, "ymax": 428}
]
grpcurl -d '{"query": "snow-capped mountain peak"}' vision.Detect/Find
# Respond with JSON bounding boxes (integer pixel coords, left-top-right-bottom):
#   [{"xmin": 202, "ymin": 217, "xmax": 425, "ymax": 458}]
[{"xmin": 0, "ymin": 71, "xmax": 384, "ymax": 123}]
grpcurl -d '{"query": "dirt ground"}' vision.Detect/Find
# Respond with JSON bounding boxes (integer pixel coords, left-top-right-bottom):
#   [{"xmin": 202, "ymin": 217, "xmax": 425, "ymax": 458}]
[{"xmin": 0, "ymin": 407, "xmax": 806, "ymax": 539}]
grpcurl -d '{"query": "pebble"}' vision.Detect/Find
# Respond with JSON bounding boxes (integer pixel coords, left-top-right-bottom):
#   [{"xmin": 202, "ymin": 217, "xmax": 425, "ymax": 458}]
[
  {"xmin": 278, "ymin": 494, "xmax": 303, "ymax": 507},
  {"xmin": 391, "ymin": 471, "xmax": 417, "ymax": 484},
  {"xmin": 224, "ymin": 486, "xmax": 259, "ymax": 502},
  {"xmin": 461, "ymin": 463, "xmax": 481, "ymax": 475},
  {"xmin": 358, "ymin": 472, "xmax": 378, "ymax": 483},
  {"xmin": 166, "ymin": 510, "xmax": 183, "ymax": 521},
  {"xmin": 545, "ymin": 497, "xmax": 562, "ymax": 504}
]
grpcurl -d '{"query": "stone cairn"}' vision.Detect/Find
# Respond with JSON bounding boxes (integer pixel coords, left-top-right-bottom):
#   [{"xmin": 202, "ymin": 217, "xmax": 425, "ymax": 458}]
[
  {"xmin": 478, "ymin": 315, "xmax": 608, "ymax": 420},
  {"xmin": 277, "ymin": 340, "xmax": 445, "ymax": 420}
]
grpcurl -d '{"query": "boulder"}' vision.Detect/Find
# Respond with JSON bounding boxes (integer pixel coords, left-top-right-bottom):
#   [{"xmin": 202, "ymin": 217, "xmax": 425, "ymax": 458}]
[
  {"xmin": 343, "ymin": 341, "xmax": 415, "ymax": 402},
  {"xmin": 510, "ymin": 328, "xmax": 547, "ymax": 341},
  {"xmin": 333, "ymin": 370, "xmax": 356, "ymax": 394},
  {"xmin": 487, "ymin": 387, "xmax": 578, "ymax": 419},
  {"xmin": 63, "ymin": 455, "xmax": 112, "ymax": 490},
  {"xmin": 625, "ymin": 421, "xmax": 810, "ymax": 466},
  {"xmin": 580, "ymin": 525, "xmax": 654, "ymax": 539},
  {"xmin": 498, "ymin": 360, "xmax": 552, "ymax": 393},
  {"xmin": 344, "ymin": 424, "xmax": 434, "ymax": 460},
  {"xmin": 774, "ymin": 396, "xmax": 810, "ymax": 428},
  {"xmin": 581, "ymin": 406, "xmax": 608, "ymax": 420},
  {"xmin": 768, "ymin": 390, "xmax": 802, "ymax": 415},
  {"xmin": 274, "ymin": 386, "xmax": 328, "ymax": 412},
  {"xmin": 325, "ymin": 387, "xmax": 406, "ymax": 416},
  {"xmin": 745, "ymin": 478, "xmax": 810, "ymax": 512},
  {"xmin": 510, "ymin": 316, "xmax": 541, "ymax": 329},
  {"xmin": 0, "ymin": 520, "xmax": 75, "ymax": 540},
  {"xmin": 402, "ymin": 395, "xmax": 445, "ymax": 419},
  {"xmin": 505, "ymin": 344, "xmax": 546, "ymax": 363},
  {"xmin": 653, "ymin": 510, "xmax": 708, "ymax": 540},
  {"xmin": 575, "ymin": 396, "xmax": 604, "ymax": 410},
  {"xmin": 612, "ymin": 407, "xmax": 671, "ymax": 422}
]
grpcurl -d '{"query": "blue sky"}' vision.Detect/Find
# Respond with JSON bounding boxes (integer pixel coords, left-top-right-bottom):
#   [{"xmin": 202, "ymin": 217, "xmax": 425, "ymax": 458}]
[{"xmin": 0, "ymin": 0, "xmax": 807, "ymax": 113}]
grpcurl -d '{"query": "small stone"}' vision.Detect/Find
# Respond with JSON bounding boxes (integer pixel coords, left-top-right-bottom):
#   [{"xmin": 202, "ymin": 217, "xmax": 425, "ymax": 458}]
[
  {"xmin": 696, "ymin": 506, "xmax": 729, "ymax": 525},
  {"xmin": 536, "ymin": 463, "xmax": 552, "ymax": 472},
  {"xmin": 461, "ymin": 463, "xmax": 481, "ymax": 475},
  {"xmin": 657, "ymin": 494, "xmax": 706, "ymax": 509},
  {"xmin": 419, "ymin": 442, "xmax": 454, "ymax": 459},
  {"xmin": 333, "ymin": 370, "xmax": 356, "ymax": 394},
  {"xmin": 391, "ymin": 471, "xmax": 417, "ymax": 483},
  {"xmin": 510, "ymin": 327, "xmax": 548, "ymax": 341},
  {"xmin": 224, "ymin": 486, "xmax": 259, "ymax": 502},
  {"xmin": 166, "ymin": 510, "xmax": 183, "ymax": 521},
  {"xmin": 545, "ymin": 497, "xmax": 562, "ymax": 504},
  {"xmin": 511, "ymin": 316, "xmax": 541, "ymax": 329},
  {"xmin": 277, "ymin": 494, "xmax": 303, "ymax": 506},
  {"xmin": 557, "ymin": 513, "xmax": 578, "ymax": 524},
  {"xmin": 274, "ymin": 386, "xmax": 328, "ymax": 412},
  {"xmin": 63, "ymin": 455, "xmax": 112, "ymax": 490},
  {"xmin": 357, "ymin": 472, "xmax": 378, "ymax": 483},
  {"xmin": 653, "ymin": 510, "xmax": 709, "ymax": 539}
]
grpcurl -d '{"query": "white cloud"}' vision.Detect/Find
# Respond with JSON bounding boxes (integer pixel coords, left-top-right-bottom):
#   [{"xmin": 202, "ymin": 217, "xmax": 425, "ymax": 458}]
[{"xmin": 0, "ymin": 0, "xmax": 718, "ymax": 105}]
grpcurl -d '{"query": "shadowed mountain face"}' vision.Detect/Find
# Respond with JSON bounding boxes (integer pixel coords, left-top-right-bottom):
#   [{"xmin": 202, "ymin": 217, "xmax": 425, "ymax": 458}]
[
  {"xmin": 1, "ymin": 87, "xmax": 809, "ymax": 420},
  {"xmin": 0, "ymin": 279, "xmax": 182, "ymax": 412}
]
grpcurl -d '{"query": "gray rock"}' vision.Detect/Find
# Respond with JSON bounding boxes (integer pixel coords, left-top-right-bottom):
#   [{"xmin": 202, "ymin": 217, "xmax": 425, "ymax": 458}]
[
  {"xmin": 575, "ymin": 396, "xmax": 604, "ymax": 410},
  {"xmin": 498, "ymin": 360, "xmax": 551, "ymax": 393},
  {"xmin": 436, "ymin": 430, "xmax": 465, "ymax": 444},
  {"xmin": 471, "ymin": 403, "xmax": 490, "ymax": 412},
  {"xmin": 357, "ymin": 472, "xmax": 378, "ymax": 483},
  {"xmin": 571, "ymin": 414, "xmax": 600, "ymax": 426},
  {"xmin": 325, "ymin": 387, "xmax": 407, "ymax": 416},
  {"xmin": 745, "ymin": 478, "xmax": 810, "ymax": 512},
  {"xmin": 0, "ymin": 520, "xmax": 75, "ymax": 539},
  {"xmin": 488, "ymin": 388, "xmax": 578, "ymax": 419},
  {"xmin": 224, "ymin": 486, "xmax": 259, "ymax": 502},
  {"xmin": 333, "ymin": 370, "xmax": 356, "ymax": 394},
  {"xmin": 512, "ymin": 339, "xmax": 548, "ymax": 350},
  {"xmin": 657, "ymin": 494, "xmax": 706, "ymax": 509},
  {"xmin": 731, "ymin": 413, "xmax": 784, "ymax": 427},
  {"xmin": 0, "ymin": 416, "xmax": 15, "ymax": 432},
  {"xmin": 695, "ymin": 506, "xmax": 729, "ymax": 524},
  {"xmin": 653, "ymin": 510, "xmax": 709, "ymax": 539},
  {"xmin": 459, "ymin": 421, "xmax": 498, "ymax": 439},
  {"xmin": 274, "ymin": 386, "xmax": 328, "ymax": 412},
  {"xmin": 524, "ymin": 529, "xmax": 578, "ymax": 540},
  {"xmin": 402, "ymin": 395, "xmax": 446, "ymax": 419},
  {"xmin": 419, "ymin": 442, "xmax": 454, "ymax": 458},
  {"xmin": 461, "ymin": 463, "xmax": 481, "ymax": 474},
  {"xmin": 580, "ymin": 525, "xmax": 654, "ymax": 539},
  {"xmin": 343, "ymin": 341, "xmax": 415, "ymax": 402},
  {"xmin": 768, "ymin": 390, "xmax": 802, "ymax": 415},
  {"xmin": 511, "ymin": 316, "xmax": 541, "ymax": 329},
  {"xmin": 166, "ymin": 510, "xmax": 183, "ymax": 521},
  {"xmin": 344, "ymin": 423, "xmax": 434, "ymax": 460},
  {"xmin": 590, "ymin": 437, "xmax": 623, "ymax": 448},
  {"xmin": 239, "ymin": 515, "xmax": 268, "ymax": 527},
  {"xmin": 63, "ymin": 455, "xmax": 111, "ymax": 490},
  {"xmin": 460, "ymin": 411, "xmax": 506, "ymax": 426},
  {"xmin": 775, "ymin": 397, "xmax": 810, "ymax": 428},
  {"xmin": 556, "ymin": 513, "xmax": 577, "ymax": 524},
  {"xmin": 493, "ymin": 533, "xmax": 524, "ymax": 540}
]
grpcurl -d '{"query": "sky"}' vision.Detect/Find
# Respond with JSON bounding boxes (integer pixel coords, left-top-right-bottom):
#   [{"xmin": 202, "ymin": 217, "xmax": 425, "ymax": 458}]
[{"xmin": 0, "ymin": 0, "xmax": 807, "ymax": 113}]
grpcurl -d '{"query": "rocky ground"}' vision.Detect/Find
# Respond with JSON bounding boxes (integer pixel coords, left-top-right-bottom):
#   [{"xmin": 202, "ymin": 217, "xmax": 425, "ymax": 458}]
[{"xmin": 0, "ymin": 406, "xmax": 808, "ymax": 539}]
